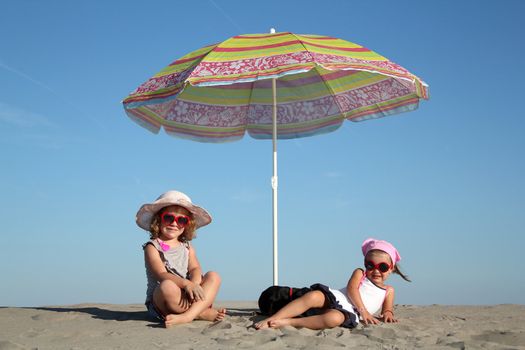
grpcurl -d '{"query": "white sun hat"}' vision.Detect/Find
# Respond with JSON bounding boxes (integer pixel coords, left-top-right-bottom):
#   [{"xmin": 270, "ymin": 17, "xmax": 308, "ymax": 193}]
[{"xmin": 136, "ymin": 190, "xmax": 212, "ymax": 231}]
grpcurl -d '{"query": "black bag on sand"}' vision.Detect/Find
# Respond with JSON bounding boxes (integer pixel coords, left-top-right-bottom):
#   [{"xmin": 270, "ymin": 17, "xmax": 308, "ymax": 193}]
[{"xmin": 258, "ymin": 285, "xmax": 312, "ymax": 315}]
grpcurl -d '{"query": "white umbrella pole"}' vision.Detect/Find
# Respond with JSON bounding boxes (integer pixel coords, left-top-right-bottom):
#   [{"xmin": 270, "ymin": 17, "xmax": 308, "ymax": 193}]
[
  {"xmin": 269, "ymin": 28, "xmax": 279, "ymax": 286},
  {"xmin": 271, "ymin": 77, "xmax": 278, "ymax": 286}
]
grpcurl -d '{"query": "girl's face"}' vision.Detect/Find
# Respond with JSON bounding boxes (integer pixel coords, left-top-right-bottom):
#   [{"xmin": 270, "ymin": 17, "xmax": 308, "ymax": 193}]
[
  {"xmin": 364, "ymin": 251, "xmax": 393, "ymax": 287},
  {"xmin": 158, "ymin": 205, "xmax": 191, "ymax": 241}
]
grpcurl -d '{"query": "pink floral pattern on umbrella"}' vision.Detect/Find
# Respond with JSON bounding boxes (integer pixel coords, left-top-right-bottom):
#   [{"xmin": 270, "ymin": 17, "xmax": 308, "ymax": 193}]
[{"xmin": 123, "ymin": 32, "xmax": 428, "ymax": 142}]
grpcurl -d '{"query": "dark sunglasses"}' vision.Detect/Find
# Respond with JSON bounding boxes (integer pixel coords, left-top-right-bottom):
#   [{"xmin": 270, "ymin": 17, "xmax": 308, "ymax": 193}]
[
  {"xmin": 160, "ymin": 212, "xmax": 190, "ymax": 227},
  {"xmin": 364, "ymin": 260, "xmax": 392, "ymax": 273}
]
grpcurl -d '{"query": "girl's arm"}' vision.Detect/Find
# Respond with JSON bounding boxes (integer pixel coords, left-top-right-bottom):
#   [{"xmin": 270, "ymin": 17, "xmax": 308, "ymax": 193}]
[
  {"xmin": 381, "ymin": 287, "xmax": 397, "ymax": 323},
  {"xmin": 346, "ymin": 268, "xmax": 379, "ymax": 325},
  {"xmin": 185, "ymin": 244, "xmax": 205, "ymax": 301},
  {"xmin": 187, "ymin": 244, "xmax": 203, "ymax": 285},
  {"xmin": 144, "ymin": 244, "xmax": 190, "ymax": 289}
]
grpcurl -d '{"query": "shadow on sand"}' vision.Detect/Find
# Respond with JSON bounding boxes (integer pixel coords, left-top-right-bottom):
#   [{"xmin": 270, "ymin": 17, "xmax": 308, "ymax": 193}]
[
  {"xmin": 23, "ymin": 306, "xmax": 262, "ymax": 325},
  {"xmin": 30, "ymin": 306, "xmax": 149, "ymax": 322}
]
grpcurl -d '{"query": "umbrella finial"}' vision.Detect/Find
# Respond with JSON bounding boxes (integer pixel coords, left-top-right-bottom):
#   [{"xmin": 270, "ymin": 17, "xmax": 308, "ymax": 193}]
[{"xmin": 270, "ymin": 28, "xmax": 276, "ymax": 34}]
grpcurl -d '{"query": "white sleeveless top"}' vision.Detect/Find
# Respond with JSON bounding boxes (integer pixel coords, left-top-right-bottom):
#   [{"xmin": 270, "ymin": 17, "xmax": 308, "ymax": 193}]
[{"xmin": 329, "ymin": 273, "xmax": 388, "ymax": 321}]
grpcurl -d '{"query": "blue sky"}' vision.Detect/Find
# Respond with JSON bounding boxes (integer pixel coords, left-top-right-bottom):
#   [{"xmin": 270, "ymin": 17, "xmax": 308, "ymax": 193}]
[{"xmin": 1, "ymin": 0, "xmax": 524, "ymax": 307}]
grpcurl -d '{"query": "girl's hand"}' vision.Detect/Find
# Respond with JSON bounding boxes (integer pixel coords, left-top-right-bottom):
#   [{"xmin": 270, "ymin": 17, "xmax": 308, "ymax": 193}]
[
  {"xmin": 360, "ymin": 310, "xmax": 379, "ymax": 325},
  {"xmin": 382, "ymin": 310, "xmax": 398, "ymax": 323},
  {"xmin": 184, "ymin": 282, "xmax": 205, "ymax": 301},
  {"xmin": 178, "ymin": 293, "xmax": 191, "ymax": 309}
]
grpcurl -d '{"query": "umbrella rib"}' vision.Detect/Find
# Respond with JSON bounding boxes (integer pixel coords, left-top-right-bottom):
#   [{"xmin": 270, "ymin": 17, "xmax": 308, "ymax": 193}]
[
  {"xmin": 245, "ymin": 79, "xmax": 256, "ymax": 131},
  {"xmin": 290, "ymin": 33, "xmax": 345, "ymax": 121}
]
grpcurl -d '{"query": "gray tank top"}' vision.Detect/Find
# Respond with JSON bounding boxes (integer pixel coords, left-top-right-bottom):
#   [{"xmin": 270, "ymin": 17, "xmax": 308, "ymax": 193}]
[{"xmin": 143, "ymin": 239, "xmax": 190, "ymax": 303}]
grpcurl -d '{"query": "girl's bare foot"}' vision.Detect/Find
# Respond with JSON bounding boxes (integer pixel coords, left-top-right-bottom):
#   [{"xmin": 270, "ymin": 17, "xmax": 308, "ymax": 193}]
[
  {"xmin": 164, "ymin": 313, "xmax": 191, "ymax": 327},
  {"xmin": 216, "ymin": 308, "xmax": 227, "ymax": 321},
  {"xmin": 165, "ymin": 308, "xmax": 226, "ymax": 327},
  {"xmin": 197, "ymin": 308, "xmax": 227, "ymax": 322},
  {"xmin": 269, "ymin": 318, "xmax": 292, "ymax": 328},
  {"xmin": 255, "ymin": 318, "xmax": 274, "ymax": 329}
]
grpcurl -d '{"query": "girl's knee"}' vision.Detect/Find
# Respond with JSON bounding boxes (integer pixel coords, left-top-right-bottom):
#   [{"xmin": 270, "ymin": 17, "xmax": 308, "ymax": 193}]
[
  {"xmin": 325, "ymin": 310, "xmax": 345, "ymax": 328},
  {"xmin": 159, "ymin": 279, "xmax": 176, "ymax": 289},
  {"xmin": 153, "ymin": 281, "xmax": 185, "ymax": 314},
  {"xmin": 158, "ymin": 280, "xmax": 180, "ymax": 296},
  {"xmin": 204, "ymin": 271, "xmax": 221, "ymax": 285},
  {"xmin": 304, "ymin": 290, "xmax": 326, "ymax": 306}
]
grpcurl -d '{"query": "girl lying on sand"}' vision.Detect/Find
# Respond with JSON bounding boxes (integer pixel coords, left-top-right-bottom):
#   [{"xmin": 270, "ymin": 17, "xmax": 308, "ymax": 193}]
[{"xmin": 256, "ymin": 238, "xmax": 410, "ymax": 330}]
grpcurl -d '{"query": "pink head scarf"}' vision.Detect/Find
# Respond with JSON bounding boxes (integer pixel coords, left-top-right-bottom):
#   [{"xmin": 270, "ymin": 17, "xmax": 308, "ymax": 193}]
[{"xmin": 362, "ymin": 238, "xmax": 401, "ymax": 265}]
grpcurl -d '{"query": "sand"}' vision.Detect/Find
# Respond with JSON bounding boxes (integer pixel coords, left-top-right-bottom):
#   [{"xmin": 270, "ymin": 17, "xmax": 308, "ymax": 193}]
[{"xmin": 1, "ymin": 302, "xmax": 524, "ymax": 349}]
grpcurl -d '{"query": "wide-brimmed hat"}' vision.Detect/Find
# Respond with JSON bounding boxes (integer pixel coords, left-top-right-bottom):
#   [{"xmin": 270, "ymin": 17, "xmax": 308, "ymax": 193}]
[{"xmin": 136, "ymin": 190, "xmax": 212, "ymax": 231}]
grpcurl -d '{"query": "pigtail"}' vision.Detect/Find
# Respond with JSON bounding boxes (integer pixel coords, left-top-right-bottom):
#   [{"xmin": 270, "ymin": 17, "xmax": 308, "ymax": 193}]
[{"xmin": 393, "ymin": 264, "xmax": 411, "ymax": 282}]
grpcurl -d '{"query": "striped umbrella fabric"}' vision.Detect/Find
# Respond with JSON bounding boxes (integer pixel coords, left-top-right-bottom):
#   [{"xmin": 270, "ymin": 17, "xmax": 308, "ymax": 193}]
[{"xmin": 123, "ymin": 32, "xmax": 429, "ymax": 142}]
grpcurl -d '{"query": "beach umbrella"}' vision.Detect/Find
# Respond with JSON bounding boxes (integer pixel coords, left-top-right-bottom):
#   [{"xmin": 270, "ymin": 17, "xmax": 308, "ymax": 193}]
[{"xmin": 122, "ymin": 30, "xmax": 429, "ymax": 285}]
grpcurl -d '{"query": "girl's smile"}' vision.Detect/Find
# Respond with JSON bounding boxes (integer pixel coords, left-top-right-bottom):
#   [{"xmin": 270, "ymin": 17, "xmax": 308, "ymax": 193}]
[
  {"xmin": 364, "ymin": 252, "xmax": 393, "ymax": 287},
  {"xmin": 159, "ymin": 205, "xmax": 191, "ymax": 242}
]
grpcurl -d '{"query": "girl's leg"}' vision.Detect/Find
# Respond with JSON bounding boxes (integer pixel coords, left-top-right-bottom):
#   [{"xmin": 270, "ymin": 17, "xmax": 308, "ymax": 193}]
[
  {"xmin": 269, "ymin": 309, "xmax": 345, "ymax": 330},
  {"xmin": 164, "ymin": 271, "xmax": 224, "ymax": 327},
  {"xmin": 255, "ymin": 290, "xmax": 327, "ymax": 329},
  {"xmin": 152, "ymin": 279, "xmax": 189, "ymax": 316}
]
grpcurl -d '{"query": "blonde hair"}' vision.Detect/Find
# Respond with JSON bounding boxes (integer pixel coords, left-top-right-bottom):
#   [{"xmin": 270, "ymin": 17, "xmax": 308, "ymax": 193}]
[{"xmin": 148, "ymin": 205, "xmax": 197, "ymax": 241}]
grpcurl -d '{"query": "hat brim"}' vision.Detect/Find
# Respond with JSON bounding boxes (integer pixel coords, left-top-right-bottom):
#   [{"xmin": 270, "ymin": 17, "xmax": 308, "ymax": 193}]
[{"xmin": 136, "ymin": 197, "xmax": 212, "ymax": 231}]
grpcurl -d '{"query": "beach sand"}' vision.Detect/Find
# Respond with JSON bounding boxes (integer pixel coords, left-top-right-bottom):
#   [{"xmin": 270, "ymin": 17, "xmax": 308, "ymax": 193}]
[{"xmin": 1, "ymin": 302, "xmax": 524, "ymax": 349}]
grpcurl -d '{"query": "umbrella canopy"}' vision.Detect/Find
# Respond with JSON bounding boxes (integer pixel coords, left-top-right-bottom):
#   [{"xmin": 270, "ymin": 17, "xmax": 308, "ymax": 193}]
[
  {"xmin": 123, "ymin": 32, "xmax": 428, "ymax": 142},
  {"xmin": 123, "ymin": 32, "xmax": 429, "ymax": 285}
]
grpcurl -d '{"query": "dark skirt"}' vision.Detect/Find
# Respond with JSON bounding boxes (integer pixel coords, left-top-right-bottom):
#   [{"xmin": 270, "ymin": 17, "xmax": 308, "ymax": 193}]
[{"xmin": 307, "ymin": 283, "xmax": 358, "ymax": 329}]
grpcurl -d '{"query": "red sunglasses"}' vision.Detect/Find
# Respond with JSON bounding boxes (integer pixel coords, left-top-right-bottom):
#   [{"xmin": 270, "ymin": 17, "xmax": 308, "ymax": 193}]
[
  {"xmin": 364, "ymin": 260, "xmax": 392, "ymax": 273},
  {"xmin": 160, "ymin": 212, "xmax": 190, "ymax": 227}
]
